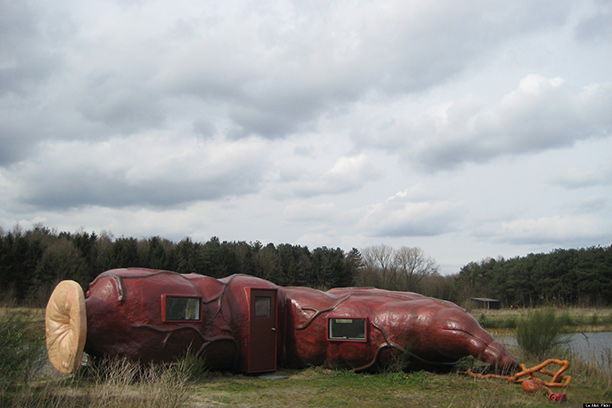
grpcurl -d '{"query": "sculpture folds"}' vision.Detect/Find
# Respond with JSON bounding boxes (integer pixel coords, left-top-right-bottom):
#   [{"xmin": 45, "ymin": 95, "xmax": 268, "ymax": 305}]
[{"xmin": 45, "ymin": 268, "xmax": 517, "ymax": 374}]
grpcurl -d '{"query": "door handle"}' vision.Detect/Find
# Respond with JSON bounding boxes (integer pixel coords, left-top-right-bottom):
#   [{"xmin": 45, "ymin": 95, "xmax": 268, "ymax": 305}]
[{"xmin": 271, "ymin": 327, "xmax": 276, "ymax": 332}]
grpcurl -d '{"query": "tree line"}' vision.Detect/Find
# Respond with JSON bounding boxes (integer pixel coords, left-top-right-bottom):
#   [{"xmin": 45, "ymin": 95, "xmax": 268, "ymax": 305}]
[
  {"xmin": 0, "ymin": 225, "xmax": 610, "ymax": 306},
  {"xmin": 0, "ymin": 225, "xmax": 358, "ymax": 305},
  {"xmin": 456, "ymin": 246, "xmax": 612, "ymax": 306}
]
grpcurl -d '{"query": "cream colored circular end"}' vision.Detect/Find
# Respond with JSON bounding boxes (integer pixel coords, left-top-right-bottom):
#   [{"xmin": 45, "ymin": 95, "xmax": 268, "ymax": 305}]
[{"xmin": 45, "ymin": 280, "xmax": 87, "ymax": 374}]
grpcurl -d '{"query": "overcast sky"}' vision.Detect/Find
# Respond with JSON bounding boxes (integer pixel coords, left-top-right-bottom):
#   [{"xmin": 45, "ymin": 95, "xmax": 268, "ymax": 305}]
[{"xmin": 1, "ymin": 1, "xmax": 611, "ymax": 273}]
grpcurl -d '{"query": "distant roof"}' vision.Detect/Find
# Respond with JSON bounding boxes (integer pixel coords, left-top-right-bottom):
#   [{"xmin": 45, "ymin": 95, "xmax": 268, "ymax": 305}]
[{"xmin": 471, "ymin": 297, "xmax": 500, "ymax": 302}]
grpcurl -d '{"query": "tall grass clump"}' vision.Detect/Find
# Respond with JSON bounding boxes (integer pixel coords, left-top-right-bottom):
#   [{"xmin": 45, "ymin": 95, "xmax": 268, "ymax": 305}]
[
  {"xmin": 561, "ymin": 348, "xmax": 612, "ymax": 401},
  {"xmin": 516, "ymin": 309, "xmax": 566, "ymax": 359},
  {"xmin": 175, "ymin": 350, "xmax": 209, "ymax": 381},
  {"xmin": 0, "ymin": 311, "xmax": 45, "ymax": 395},
  {"xmin": 8, "ymin": 356, "xmax": 196, "ymax": 408}
]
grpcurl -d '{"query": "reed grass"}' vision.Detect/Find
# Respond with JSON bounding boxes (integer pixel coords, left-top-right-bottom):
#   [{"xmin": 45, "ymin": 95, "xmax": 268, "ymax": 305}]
[
  {"xmin": 0, "ymin": 311, "xmax": 46, "ymax": 394},
  {"xmin": 516, "ymin": 309, "xmax": 567, "ymax": 360},
  {"xmin": 4, "ymin": 357, "xmax": 195, "ymax": 408}
]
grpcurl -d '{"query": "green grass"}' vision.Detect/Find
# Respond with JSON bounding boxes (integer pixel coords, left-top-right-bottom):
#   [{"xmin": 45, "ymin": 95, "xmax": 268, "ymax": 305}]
[
  {"xmin": 2, "ymin": 307, "xmax": 610, "ymax": 407},
  {"xmin": 3, "ymin": 357, "xmax": 193, "ymax": 408},
  {"xmin": 0, "ymin": 309, "xmax": 46, "ymax": 394},
  {"xmin": 474, "ymin": 307, "xmax": 612, "ymax": 333},
  {"xmin": 8, "ymin": 363, "xmax": 609, "ymax": 408},
  {"xmin": 189, "ymin": 365, "xmax": 610, "ymax": 408}
]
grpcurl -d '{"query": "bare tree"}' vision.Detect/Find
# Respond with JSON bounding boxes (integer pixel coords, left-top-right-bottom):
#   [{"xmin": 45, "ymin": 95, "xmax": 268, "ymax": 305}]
[
  {"xmin": 393, "ymin": 246, "xmax": 438, "ymax": 290},
  {"xmin": 393, "ymin": 246, "xmax": 438, "ymax": 291},
  {"xmin": 361, "ymin": 245, "xmax": 395, "ymax": 287},
  {"xmin": 359, "ymin": 245, "xmax": 439, "ymax": 291}
]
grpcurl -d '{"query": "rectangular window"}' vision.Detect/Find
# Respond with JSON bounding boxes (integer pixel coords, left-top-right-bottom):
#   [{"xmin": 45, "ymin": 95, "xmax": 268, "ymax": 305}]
[
  {"xmin": 165, "ymin": 296, "xmax": 201, "ymax": 321},
  {"xmin": 328, "ymin": 318, "xmax": 366, "ymax": 341},
  {"xmin": 254, "ymin": 296, "xmax": 271, "ymax": 317}
]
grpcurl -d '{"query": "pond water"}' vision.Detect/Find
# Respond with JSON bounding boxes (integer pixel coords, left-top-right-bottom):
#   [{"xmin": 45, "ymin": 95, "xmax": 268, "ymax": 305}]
[{"xmin": 496, "ymin": 331, "xmax": 612, "ymax": 373}]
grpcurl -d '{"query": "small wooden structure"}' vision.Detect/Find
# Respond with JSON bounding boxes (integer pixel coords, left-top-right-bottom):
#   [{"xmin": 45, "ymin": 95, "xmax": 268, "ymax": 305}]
[{"xmin": 471, "ymin": 297, "xmax": 501, "ymax": 310}]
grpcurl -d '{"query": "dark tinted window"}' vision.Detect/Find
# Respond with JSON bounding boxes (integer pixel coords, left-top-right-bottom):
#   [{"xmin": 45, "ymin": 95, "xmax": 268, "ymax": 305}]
[
  {"xmin": 254, "ymin": 296, "xmax": 271, "ymax": 317},
  {"xmin": 166, "ymin": 297, "xmax": 200, "ymax": 321},
  {"xmin": 329, "ymin": 318, "xmax": 366, "ymax": 340}
]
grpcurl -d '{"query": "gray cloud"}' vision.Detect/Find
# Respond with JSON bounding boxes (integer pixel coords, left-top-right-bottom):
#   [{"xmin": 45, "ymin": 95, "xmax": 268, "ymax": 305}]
[
  {"xmin": 351, "ymin": 75, "xmax": 612, "ymax": 171},
  {"xmin": 76, "ymin": 76, "xmax": 165, "ymax": 134},
  {"xmin": 573, "ymin": 197, "xmax": 608, "ymax": 213},
  {"xmin": 420, "ymin": 77, "xmax": 612, "ymax": 169},
  {"xmin": 360, "ymin": 191, "xmax": 460, "ymax": 237},
  {"xmin": 0, "ymin": 1, "xmax": 73, "ymax": 165},
  {"xmin": 480, "ymin": 215, "xmax": 612, "ymax": 246},
  {"xmin": 155, "ymin": 1, "xmax": 573, "ymax": 139},
  {"xmin": 552, "ymin": 167, "xmax": 612, "ymax": 189},
  {"xmin": 276, "ymin": 154, "xmax": 380, "ymax": 198},
  {"xmin": 0, "ymin": 120, "xmax": 37, "ymax": 165},
  {"xmin": 1, "ymin": 0, "xmax": 577, "ymax": 169},
  {"xmin": 283, "ymin": 202, "xmax": 337, "ymax": 223},
  {"xmin": 575, "ymin": 1, "xmax": 612, "ymax": 42},
  {"xmin": 0, "ymin": 1, "xmax": 68, "ymax": 95},
  {"xmin": 0, "ymin": 93, "xmax": 109, "ymax": 165},
  {"xmin": 11, "ymin": 136, "xmax": 269, "ymax": 209}
]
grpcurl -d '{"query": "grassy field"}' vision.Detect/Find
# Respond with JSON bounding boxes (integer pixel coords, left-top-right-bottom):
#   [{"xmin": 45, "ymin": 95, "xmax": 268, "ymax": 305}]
[
  {"xmin": 2, "ymin": 306, "xmax": 611, "ymax": 407},
  {"xmin": 15, "ymin": 363, "xmax": 608, "ymax": 408},
  {"xmin": 471, "ymin": 307, "xmax": 612, "ymax": 333},
  {"xmin": 188, "ymin": 365, "xmax": 610, "ymax": 408}
]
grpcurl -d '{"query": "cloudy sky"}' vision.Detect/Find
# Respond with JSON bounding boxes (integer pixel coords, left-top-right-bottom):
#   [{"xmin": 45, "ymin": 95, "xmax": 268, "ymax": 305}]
[{"xmin": 1, "ymin": 1, "xmax": 611, "ymax": 273}]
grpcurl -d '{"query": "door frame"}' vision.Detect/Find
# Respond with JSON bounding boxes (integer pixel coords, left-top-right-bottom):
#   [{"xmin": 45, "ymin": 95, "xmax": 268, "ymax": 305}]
[{"xmin": 246, "ymin": 287, "xmax": 278, "ymax": 373}]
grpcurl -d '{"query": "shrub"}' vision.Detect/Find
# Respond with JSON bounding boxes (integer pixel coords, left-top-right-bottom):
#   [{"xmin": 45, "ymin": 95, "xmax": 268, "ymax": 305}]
[
  {"xmin": 557, "ymin": 311, "xmax": 572, "ymax": 326},
  {"xmin": 516, "ymin": 309, "xmax": 566, "ymax": 359},
  {"xmin": 0, "ymin": 311, "xmax": 45, "ymax": 394}
]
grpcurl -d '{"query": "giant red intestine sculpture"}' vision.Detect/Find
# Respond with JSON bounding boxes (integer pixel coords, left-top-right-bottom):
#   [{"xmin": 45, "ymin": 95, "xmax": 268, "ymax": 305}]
[{"xmin": 45, "ymin": 268, "xmax": 517, "ymax": 374}]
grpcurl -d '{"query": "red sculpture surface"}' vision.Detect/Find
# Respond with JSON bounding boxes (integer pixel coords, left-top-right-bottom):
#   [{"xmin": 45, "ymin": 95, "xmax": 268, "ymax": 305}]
[{"xmin": 45, "ymin": 268, "xmax": 517, "ymax": 374}]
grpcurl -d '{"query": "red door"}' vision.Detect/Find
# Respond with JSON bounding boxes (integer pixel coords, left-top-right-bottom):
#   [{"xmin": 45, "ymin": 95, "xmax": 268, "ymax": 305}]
[{"xmin": 247, "ymin": 288, "xmax": 277, "ymax": 373}]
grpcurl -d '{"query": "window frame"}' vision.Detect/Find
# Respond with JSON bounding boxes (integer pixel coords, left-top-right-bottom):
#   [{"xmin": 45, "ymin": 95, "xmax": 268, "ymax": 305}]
[
  {"xmin": 327, "ymin": 316, "xmax": 369, "ymax": 342},
  {"xmin": 253, "ymin": 295, "xmax": 272, "ymax": 318},
  {"xmin": 161, "ymin": 294, "xmax": 202, "ymax": 323}
]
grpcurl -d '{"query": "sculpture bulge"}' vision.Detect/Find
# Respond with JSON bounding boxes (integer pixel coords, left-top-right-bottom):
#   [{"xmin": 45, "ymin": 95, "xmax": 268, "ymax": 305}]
[{"xmin": 45, "ymin": 268, "xmax": 518, "ymax": 374}]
